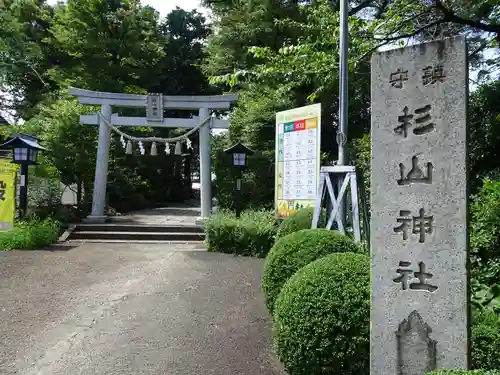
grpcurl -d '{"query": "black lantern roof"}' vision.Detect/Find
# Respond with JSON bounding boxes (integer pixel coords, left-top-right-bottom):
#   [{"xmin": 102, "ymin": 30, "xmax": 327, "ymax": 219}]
[
  {"xmin": 224, "ymin": 142, "xmax": 254, "ymax": 155},
  {"xmin": 0, "ymin": 133, "xmax": 46, "ymax": 151}
]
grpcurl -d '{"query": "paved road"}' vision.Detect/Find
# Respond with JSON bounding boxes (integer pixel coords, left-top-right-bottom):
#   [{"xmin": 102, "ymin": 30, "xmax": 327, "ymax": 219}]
[{"xmin": 0, "ymin": 244, "xmax": 284, "ymax": 375}]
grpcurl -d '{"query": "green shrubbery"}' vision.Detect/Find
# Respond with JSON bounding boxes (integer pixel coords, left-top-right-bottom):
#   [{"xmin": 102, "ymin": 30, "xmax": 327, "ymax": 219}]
[
  {"xmin": 471, "ymin": 179, "xmax": 500, "ymax": 263},
  {"xmin": 0, "ymin": 218, "xmax": 61, "ymax": 251},
  {"xmin": 276, "ymin": 207, "xmax": 325, "ymax": 240},
  {"xmin": 261, "ymin": 223, "xmax": 500, "ymax": 374},
  {"xmin": 204, "ymin": 209, "xmax": 277, "ymax": 257},
  {"xmin": 426, "ymin": 371, "xmax": 500, "ymax": 375},
  {"xmin": 213, "ymin": 148, "xmax": 275, "ymax": 210},
  {"xmin": 256, "ymin": 180, "xmax": 500, "ymax": 375},
  {"xmin": 469, "ymin": 178, "xmax": 500, "ymax": 371},
  {"xmin": 472, "ymin": 310, "xmax": 500, "ymax": 369},
  {"xmin": 272, "ymin": 252, "xmax": 370, "ymax": 375},
  {"xmin": 262, "ymin": 228, "xmax": 360, "ymax": 314},
  {"xmin": 470, "ymin": 180, "xmax": 500, "ymax": 310}
]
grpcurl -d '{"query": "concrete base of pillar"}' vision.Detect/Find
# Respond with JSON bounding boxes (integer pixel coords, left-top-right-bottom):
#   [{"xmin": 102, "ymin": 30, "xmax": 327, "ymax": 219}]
[
  {"xmin": 83, "ymin": 215, "xmax": 108, "ymax": 224},
  {"xmin": 195, "ymin": 216, "xmax": 208, "ymax": 227}
]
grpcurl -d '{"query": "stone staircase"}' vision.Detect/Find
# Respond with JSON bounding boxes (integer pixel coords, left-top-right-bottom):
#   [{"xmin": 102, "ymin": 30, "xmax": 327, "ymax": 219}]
[{"xmin": 62, "ymin": 223, "xmax": 206, "ymax": 244}]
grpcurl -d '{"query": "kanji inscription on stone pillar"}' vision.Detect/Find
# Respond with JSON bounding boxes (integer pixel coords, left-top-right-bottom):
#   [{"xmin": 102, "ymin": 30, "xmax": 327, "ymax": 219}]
[{"xmin": 370, "ymin": 36, "xmax": 469, "ymax": 375}]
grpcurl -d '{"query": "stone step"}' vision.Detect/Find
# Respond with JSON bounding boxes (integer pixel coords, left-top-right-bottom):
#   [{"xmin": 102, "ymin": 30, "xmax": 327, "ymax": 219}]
[
  {"xmin": 68, "ymin": 231, "xmax": 205, "ymax": 242},
  {"xmin": 64, "ymin": 240, "xmax": 206, "ymax": 248},
  {"xmin": 73, "ymin": 224, "xmax": 203, "ymax": 234}
]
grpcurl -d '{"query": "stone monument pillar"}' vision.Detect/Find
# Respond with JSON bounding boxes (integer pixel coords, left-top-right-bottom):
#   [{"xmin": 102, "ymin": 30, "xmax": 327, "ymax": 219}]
[{"xmin": 370, "ymin": 36, "xmax": 469, "ymax": 375}]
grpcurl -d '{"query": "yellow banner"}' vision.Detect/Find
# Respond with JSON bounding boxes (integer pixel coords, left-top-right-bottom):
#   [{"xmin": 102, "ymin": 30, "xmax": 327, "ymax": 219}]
[{"xmin": 0, "ymin": 159, "xmax": 16, "ymax": 231}]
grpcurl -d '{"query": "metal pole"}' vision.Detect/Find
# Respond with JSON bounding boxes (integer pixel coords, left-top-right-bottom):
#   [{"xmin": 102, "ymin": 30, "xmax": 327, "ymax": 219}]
[
  {"xmin": 19, "ymin": 163, "xmax": 28, "ymax": 218},
  {"xmin": 338, "ymin": 0, "xmax": 348, "ymax": 164},
  {"xmin": 337, "ymin": 0, "xmax": 349, "ymax": 225},
  {"xmin": 235, "ymin": 177, "xmax": 242, "ymax": 218}
]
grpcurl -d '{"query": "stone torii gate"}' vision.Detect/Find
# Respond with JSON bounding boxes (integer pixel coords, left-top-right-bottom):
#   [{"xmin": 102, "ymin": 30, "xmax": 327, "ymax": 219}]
[{"xmin": 69, "ymin": 87, "xmax": 238, "ymax": 224}]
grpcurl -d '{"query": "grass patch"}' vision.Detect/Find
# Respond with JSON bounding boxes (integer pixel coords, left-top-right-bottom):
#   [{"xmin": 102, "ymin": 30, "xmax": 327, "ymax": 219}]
[{"xmin": 0, "ymin": 218, "xmax": 61, "ymax": 251}]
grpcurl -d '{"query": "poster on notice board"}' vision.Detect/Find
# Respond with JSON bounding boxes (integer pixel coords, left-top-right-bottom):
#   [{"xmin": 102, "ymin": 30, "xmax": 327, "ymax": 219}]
[{"xmin": 275, "ymin": 103, "xmax": 321, "ymax": 219}]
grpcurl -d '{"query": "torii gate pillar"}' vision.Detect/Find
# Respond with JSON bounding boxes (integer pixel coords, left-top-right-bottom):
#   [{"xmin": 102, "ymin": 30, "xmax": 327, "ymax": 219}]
[
  {"xmin": 198, "ymin": 107, "xmax": 212, "ymax": 222},
  {"xmin": 86, "ymin": 104, "xmax": 112, "ymax": 223}
]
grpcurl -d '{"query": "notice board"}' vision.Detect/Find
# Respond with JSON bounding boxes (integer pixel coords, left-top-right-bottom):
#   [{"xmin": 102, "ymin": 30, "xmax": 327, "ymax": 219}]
[{"xmin": 275, "ymin": 104, "xmax": 321, "ymax": 218}]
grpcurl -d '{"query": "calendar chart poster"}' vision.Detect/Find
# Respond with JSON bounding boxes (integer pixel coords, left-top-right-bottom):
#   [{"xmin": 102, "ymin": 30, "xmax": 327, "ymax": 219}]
[{"xmin": 275, "ymin": 103, "xmax": 321, "ymax": 219}]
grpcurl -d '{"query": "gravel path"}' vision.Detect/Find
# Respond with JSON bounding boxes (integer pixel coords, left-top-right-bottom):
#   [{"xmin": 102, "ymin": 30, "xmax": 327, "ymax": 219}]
[{"xmin": 0, "ymin": 244, "xmax": 284, "ymax": 375}]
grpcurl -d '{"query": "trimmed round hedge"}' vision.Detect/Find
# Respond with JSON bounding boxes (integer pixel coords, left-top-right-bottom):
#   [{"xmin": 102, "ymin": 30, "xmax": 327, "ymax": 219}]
[
  {"xmin": 262, "ymin": 228, "xmax": 359, "ymax": 314},
  {"xmin": 273, "ymin": 252, "xmax": 369, "ymax": 375},
  {"xmin": 276, "ymin": 207, "xmax": 325, "ymax": 240}
]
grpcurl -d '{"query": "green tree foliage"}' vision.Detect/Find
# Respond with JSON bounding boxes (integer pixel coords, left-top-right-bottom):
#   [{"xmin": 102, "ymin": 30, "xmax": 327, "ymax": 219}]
[
  {"xmin": 202, "ymin": 0, "xmax": 305, "ymax": 79},
  {"xmin": 211, "ymin": 131, "xmax": 230, "ymax": 161},
  {"xmin": 47, "ymin": 0, "xmax": 165, "ymax": 93},
  {"xmin": 208, "ymin": 0, "xmax": 374, "ymax": 159},
  {"xmin": 0, "ymin": 0, "xmax": 57, "ymax": 118},
  {"xmin": 228, "ymin": 85, "xmax": 293, "ymax": 152},
  {"xmin": 204, "ymin": 0, "xmax": 499, "ymax": 162},
  {"xmin": 470, "ymin": 179, "xmax": 500, "ymax": 316},
  {"xmin": 350, "ymin": 133, "xmax": 371, "ymax": 214},
  {"xmin": 355, "ymin": 0, "xmax": 499, "ymax": 80},
  {"xmin": 213, "ymin": 148, "xmax": 275, "ymax": 209},
  {"xmin": 2, "ymin": 1, "xmax": 216, "ymax": 116},
  {"xmin": 153, "ymin": 7, "xmax": 214, "ymax": 95},
  {"xmin": 202, "ymin": 0, "xmax": 309, "ymax": 171},
  {"xmin": 21, "ymin": 96, "xmax": 98, "ymax": 211},
  {"xmin": 203, "ymin": 0, "xmax": 499, "ymax": 213},
  {"xmin": 471, "ymin": 179, "xmax": 500, "ymax": 263},
  {"xmin": 1, "ymin": 1, "xmax": 217, "ymax": 215},
  {"xmin": 469, "ymin": 80, "xmax": 500, "ymax": 190}
]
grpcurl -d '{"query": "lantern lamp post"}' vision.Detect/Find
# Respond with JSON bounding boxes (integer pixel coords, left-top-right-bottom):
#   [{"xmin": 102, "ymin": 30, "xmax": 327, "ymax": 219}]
[
  {"xmin": 224, "ymin": 142, "xmax": 254, "ymax": 217},
  {"xmin": 0, "ymin": 134, "xmax": 46, "ymax": 218}
]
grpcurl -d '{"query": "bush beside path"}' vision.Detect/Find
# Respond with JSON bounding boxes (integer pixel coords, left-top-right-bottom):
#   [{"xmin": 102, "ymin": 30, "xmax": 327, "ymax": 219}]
[{"xmin": 0, "ymin": 218, "xmax": 61, "ymax": 251}]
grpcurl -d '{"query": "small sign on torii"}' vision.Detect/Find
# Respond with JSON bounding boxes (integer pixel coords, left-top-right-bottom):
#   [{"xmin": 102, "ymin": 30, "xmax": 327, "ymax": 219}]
[{"xmin": 146, "ymin": 93, "xmax": 163, "ymax": 122}]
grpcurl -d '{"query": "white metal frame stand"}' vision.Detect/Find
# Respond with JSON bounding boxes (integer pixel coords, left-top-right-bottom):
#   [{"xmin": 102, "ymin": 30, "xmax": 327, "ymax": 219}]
[{"xmin": 311, "ymin": 165, "xmax": 361, "ymax": 243}]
